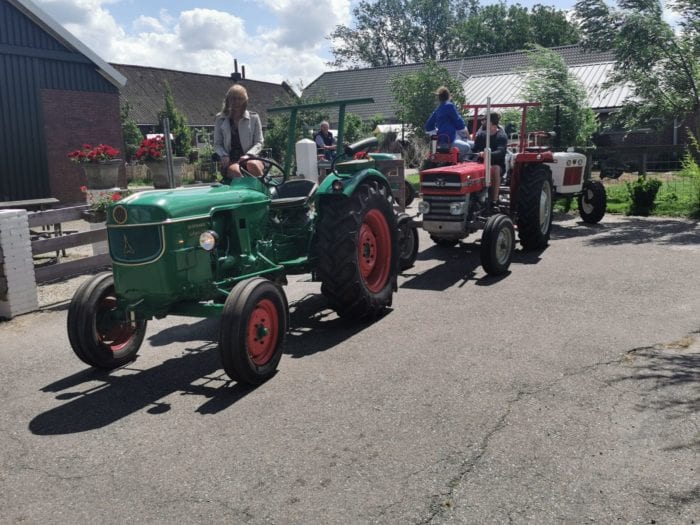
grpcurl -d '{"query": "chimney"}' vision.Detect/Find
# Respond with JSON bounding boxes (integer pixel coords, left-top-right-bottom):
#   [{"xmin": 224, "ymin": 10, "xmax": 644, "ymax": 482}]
[
  {"xmin": 241, "ymin": 65, "xmax": 246, "ymax": 79},
  {"xmin": 231, "ymin": 59, "xmax": 242, "ymax": 82}
]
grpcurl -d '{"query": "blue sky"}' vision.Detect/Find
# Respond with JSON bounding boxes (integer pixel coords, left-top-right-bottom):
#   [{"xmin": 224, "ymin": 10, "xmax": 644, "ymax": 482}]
[{"xmin": 33, "ymin": 0, "xmax": 579, "ymax": 90}]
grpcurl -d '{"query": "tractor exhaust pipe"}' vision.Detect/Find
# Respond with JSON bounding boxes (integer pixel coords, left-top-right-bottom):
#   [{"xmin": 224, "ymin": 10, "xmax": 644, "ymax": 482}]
[{"xmin": 484, "ymin": 97, "xmax": 491, "ymax": 190}]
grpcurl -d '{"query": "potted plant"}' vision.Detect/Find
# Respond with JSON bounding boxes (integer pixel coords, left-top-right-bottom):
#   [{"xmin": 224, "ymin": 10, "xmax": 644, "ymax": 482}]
[
  {"xmin": 68, "ymin": 144, "xmax": 122, "ymax": 189},
  {"xmin": 135, "ymin": 136, "xmax": 184, "ymax": 188},
  {"xmin": 80, "ymin": 185, "xmax": 130, "ymax": 222}
]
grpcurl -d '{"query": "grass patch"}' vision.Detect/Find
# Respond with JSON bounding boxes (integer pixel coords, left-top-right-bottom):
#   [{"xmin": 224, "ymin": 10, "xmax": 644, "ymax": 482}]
[{"xmin": 407, "ymin": 170, "xmax": 698, "ymax": 218}]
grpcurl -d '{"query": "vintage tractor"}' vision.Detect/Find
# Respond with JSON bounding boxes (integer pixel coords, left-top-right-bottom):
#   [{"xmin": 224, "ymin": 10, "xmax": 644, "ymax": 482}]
[
  {"xmin": 418, "ymin": 102, "xmax": 606, "ymax": 275},
  {"xmin": 67, "ymin": 144, "xmax": 399, "ymax": 385}
]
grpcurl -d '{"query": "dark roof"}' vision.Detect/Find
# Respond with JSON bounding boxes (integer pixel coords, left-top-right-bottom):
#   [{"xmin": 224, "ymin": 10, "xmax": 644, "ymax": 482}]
[
  {"xmin": 112, "ymin": 64, "xmax": 297, "ymax": 128},
  {"xmin": 302, "ymin": 45, "xmax": 616, "ymax": 122}
]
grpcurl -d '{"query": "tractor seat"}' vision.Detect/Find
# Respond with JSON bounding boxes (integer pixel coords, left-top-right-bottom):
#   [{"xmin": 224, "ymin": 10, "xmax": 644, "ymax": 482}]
[{"xmin": 270, "ymin": 179, "xmax": 318, "ymax": 207}]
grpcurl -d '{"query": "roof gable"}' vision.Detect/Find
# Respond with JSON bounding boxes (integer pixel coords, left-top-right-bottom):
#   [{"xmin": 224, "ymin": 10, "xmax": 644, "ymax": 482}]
[{"xmin": 8, "ymin": 0, "xmax": 126, "ymax": 87}]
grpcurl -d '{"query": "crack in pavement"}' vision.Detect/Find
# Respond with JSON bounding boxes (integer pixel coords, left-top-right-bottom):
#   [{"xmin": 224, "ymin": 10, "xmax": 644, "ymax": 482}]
[{"xmin": 416, "ymin": 330, "xmax": 700, "ymax": 524}]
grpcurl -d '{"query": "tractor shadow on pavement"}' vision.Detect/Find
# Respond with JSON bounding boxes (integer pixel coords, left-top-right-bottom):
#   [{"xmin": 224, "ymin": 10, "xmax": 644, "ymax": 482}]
[
  {"xmin": 29, "ymin": 293, "xmax": 381, "ymax": 433},
  {"xmin": 399, "ymin": 241, "xmax": 545, "ymax": 291},
  {"xmin": 30, "ymin": 321, "xmax": 258, "ymax": 434},
  {"xmin": 550, "ymin": 215, "xmax": 700, "ymax": 247},
  {"xmin": 284, "ymin": 292, "xmax": 391, "ymax": 358}
]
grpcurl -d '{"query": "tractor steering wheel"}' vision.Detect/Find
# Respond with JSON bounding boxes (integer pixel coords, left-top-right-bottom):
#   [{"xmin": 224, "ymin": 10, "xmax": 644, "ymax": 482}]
[{"xmin": 238, "ymin": 155, "xmax": 288, "ymax": 185}]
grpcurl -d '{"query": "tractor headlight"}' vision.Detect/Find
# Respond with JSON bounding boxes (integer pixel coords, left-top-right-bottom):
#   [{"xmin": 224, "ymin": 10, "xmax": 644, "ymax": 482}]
[
  {"xmin": 199, "ymin": 230, "xmax": 219, "ymax": 251},
  {"xmin": 418, "ymin": 200, "xmax": 430, "ymax": 214},
  {"xmin": 449, "ymin": 201, "xmax": 466, "ymax": 215}
]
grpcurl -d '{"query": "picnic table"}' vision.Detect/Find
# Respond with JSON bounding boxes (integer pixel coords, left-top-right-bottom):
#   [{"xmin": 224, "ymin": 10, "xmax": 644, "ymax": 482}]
[{"xmin": 0, "ymin": 197, "xmax": 59, "ymax": 210}]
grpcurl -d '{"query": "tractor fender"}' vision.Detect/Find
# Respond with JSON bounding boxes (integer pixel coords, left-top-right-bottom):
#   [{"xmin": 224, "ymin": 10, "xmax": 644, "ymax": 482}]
[{"xmin": 317, "ymin": 168, "xmax": 392, "ymax": 200}]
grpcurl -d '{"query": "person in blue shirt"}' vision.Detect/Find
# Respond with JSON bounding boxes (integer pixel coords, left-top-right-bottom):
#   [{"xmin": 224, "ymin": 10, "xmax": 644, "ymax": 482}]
[{"xmin": 424, "ymin": 86, "xmax": 472, "ymax": 160}]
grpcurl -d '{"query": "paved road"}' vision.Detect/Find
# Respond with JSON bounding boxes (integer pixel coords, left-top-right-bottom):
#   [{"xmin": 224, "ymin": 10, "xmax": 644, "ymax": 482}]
[{"xmin": 1, "ymin": 213, "xmax": 699, "ymax": 524}]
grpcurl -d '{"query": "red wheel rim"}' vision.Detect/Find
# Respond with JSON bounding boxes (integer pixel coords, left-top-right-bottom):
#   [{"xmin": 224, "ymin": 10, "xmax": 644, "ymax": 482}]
[
  {"xmin": 246, "ymin": 299, "xmax": 279, "ymax": 366},
  {"xmin": 96, "ymin": 295, "xmax": 137, "ymax": 352},
  {"xmin": 358, "ymin": 209, "xmax": 391, "ymax": 293}
]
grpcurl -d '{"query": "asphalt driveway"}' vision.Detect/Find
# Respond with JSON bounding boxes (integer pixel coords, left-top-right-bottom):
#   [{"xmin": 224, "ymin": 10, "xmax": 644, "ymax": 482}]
[{"xmin": 1, "ymin": 212, "xmax": 698, "ymax": 524}]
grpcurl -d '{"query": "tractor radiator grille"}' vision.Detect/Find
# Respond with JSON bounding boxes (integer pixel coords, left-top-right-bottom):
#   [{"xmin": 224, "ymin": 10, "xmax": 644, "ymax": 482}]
[
  {"xmin": 108, "ymin": 225, "xmax": 164, "ymax": 264},
  {"xmin": 423, "ymin": 195, "xmax": 464, "ymax": 222}
]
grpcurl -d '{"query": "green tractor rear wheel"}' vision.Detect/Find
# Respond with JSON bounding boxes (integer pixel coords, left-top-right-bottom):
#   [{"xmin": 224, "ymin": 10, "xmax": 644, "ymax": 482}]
[{"xmin": 316, "ymin": 181, "xmax": 397, "ymax": 319}]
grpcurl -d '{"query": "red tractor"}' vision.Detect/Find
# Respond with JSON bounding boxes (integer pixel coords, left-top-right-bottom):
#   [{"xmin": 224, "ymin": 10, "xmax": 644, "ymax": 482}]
[{"xmin": 417, "ymin": 102, "xmax": 606, "ymax": 275}]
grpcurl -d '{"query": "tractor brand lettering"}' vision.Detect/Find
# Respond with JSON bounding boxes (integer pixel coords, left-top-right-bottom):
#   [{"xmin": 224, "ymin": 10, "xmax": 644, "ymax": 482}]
[
  {"xmin": 187, "ymin": 222, "xmax": 208, "ymax": 235},
  {"xmin": 122, "ymin": 234, "xmax": 136, "ymax": 255}
]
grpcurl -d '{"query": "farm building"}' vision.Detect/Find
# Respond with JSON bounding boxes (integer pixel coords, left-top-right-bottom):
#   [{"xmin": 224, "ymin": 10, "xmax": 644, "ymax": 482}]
[
  {"xmin": 0, "ymin": 0, "xmax": 126, "ymax": 204},
  {"xmin": 111, "ymin": 63, "xmax": 297, "ymax": 142},
  {"xmin": 303, "ymin": 44, "xmax": 689, "ymax": 169}
]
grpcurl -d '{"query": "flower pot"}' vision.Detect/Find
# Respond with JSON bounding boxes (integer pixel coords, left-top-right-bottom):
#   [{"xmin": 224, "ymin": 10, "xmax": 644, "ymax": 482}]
[
  {"xmin": 82, "ymin": 159, "xmax": 122, "ymax": 189},
  {"xmin": 82, "ymin": 210, "xmax": 106, "ymax": 223},
  {"xmin": 145, "ymin": 158, "xmax": 185, "ymax": 188}
]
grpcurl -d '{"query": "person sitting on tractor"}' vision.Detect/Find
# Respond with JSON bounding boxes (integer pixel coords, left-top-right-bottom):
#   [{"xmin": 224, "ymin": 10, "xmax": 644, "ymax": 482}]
[
  {"xmin": 473, "ymin": 112, "xmax": 508, "ymax": 211},
  {"xmin": 424, "ymin": 86, "xmax": 472, "ymax": 160},
  {"xmin": 213, "ymin": 84, "xmax": 264, "ymax": 179},
  {"xmin": 314, "ymin": 121, "xmax": 337, "ymax": 161}
]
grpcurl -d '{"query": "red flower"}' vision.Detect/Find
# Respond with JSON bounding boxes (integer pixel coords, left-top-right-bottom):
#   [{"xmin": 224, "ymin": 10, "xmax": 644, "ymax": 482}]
[
  {"xmin": 68, "ymin": 143, "xmax": 120, "ymax": 164},
  {"xmin": 135, "ymin": 136, "xmax": 166, "ymax": 162}
]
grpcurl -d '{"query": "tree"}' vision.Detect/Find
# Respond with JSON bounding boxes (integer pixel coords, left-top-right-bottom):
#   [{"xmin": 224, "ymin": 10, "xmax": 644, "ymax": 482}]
[
  {"xmin": 157, "ymin": 81, "xmax": 192, "ymax": 159},
  {"xmin": 343, "ymin": 113, "xmax": 373, "ymax": 144},
  {"xmin": 389, "ymin": 60, "xmax": 465, "ymax": 141},
  {"xmin": 330, "ymin": 0, "xmax": 580, "ymax": 67},
  {"xmin": 329, "ymin": 0, "xmax": 416, "ymax": 67},
  {"xmin": 120, "ymin": 101, "xmax": 143, "ymax": 162},
  {"xmin": 264, "ymin": 103, "xmax": 330, "ymax": 168},
  {"xmin": 575, "ymin": 0, "xmax": 700, "ymax": 141},
  {"xmin": 521, "ymin": 46, "xmax": 597, "ymax": 147}
]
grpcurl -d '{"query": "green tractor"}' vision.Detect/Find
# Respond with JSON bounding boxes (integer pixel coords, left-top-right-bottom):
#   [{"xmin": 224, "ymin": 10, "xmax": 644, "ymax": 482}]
[{"xmin": 67, "ymin": 145, "xmax": 398, "ymax": 385}]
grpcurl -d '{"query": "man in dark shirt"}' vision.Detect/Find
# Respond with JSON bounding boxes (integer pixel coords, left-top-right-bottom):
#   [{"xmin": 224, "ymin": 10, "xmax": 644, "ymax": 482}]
[{"xmin": 473, "ymin": 112, "xmax": 508, "ymax": 210}]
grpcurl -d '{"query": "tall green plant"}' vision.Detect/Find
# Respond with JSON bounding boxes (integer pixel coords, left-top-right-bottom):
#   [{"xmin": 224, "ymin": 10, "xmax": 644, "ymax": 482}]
[
  {"xmin": 521, "ymin": 46, "xmax": 596, "ymax": 147},
  {"xmin": 158, "ymin": 81, "xmax": 192, "ymax": 159},
  {"xmin": 121, "ymin": 102, "xmax": 143, "ymax": 162},
  {"xmin": 679, "ymin": 132, "xmax": 700, "ymax": 218}
]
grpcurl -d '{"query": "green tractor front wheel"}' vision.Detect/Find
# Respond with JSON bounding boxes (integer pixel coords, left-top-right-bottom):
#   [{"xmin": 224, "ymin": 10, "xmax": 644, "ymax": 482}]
[
  {"xmin": 67, "ymin": 272, "xmax": 147, "ymax": 370},
  {"xmin": 219, "ymin": 277, "xmax": 288, "ymax": 385}
]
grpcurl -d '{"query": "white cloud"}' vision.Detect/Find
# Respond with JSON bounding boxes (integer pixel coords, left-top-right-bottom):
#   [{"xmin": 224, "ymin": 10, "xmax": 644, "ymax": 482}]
[
  {"xmin": 255, "ymin": 0, "xmax": 352, "ymax": 48},
  {"xmin": 33, "ymin": 0, "xmax": 349, "ymax": 88}
]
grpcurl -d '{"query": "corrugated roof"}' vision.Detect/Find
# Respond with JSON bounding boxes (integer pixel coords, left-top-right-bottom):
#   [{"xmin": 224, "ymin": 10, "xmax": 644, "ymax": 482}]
[
  {"xmin": 462, "ymin": 62, "xmax": 632, "ymax": 111},
  {"xmin": 302, "ymin": 45, "xmax": 617, "ymax": 122},
  {"xmin": 112, "ymin": 64, "xmax": 297, "ymax": 128}
]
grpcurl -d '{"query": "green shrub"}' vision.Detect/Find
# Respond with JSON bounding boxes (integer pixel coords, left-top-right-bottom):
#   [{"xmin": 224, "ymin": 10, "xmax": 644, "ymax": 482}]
[
  {"xmin": 625, "ymin": 175, "xmax": 662, "ymax": 216},
  {"xmin": 678, "ymin": 145, "xmax": 700, "ymax": 219}
]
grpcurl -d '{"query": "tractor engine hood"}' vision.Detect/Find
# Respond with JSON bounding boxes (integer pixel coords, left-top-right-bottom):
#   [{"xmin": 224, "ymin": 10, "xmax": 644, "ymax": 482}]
[{"xmin": 106, "ymin": 181, "xmax": 268, "ymax": 225}]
